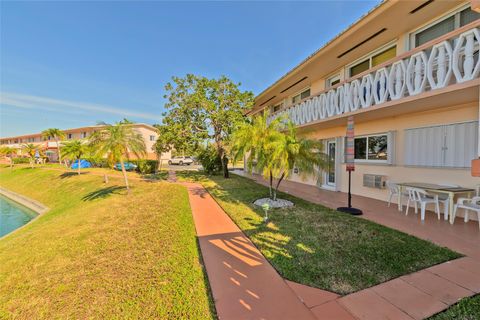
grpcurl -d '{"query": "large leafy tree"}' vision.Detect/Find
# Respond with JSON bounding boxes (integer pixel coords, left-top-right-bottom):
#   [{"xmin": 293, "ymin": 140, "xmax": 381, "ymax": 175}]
[
  {"xmin": 22, "ymin": 143, "xmax": 39, "ymax": 169},
  {"xmin": 232, "ymin": 115, "xmax": 329, "ymax": 201},
  {"xmin": 61, "ymin": 140, "xmax": 88, "ymax": 175},
  {"xmin": 0, "ymin": 146, "xmax": 17, "ymax": 169},
  {"xmin": 41, "ymin": 128, "xmax": 66, "ymax": 164},
  {"xmin": 162, "ymin": 74, "xmax": 254, "ymax": 178},
  {"xmin": 89, "ymin": 121, "xmax": 146, "ymax": 194}
]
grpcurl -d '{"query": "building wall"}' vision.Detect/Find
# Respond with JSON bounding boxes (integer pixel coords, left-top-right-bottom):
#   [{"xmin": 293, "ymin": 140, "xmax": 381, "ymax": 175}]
[{"xmin": 284, "ymin": 102, "xmax": 479, "ymax": 219}]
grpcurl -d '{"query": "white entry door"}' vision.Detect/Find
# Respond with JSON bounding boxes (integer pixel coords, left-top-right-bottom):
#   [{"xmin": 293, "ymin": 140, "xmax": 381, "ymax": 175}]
[{"xmin": 325, "ymin": 140, "xmax": 336, "ymax": 188}]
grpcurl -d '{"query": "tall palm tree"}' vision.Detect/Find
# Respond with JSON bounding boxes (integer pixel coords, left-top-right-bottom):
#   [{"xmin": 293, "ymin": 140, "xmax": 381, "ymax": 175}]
[
  {"xmin": 22, "ymin": 143, "xmax": 39, "ymax": 169},
  {"xmin": 61, "ymin": 140, "xmax": 88, "ymax": 175},
  {"xmin": 0, "ymin": 146, "xmax": 17, "ymax": 169},
  {"xmin": 89, "ymin": 122, "xmax": 146, "ymax": 194},
  {"xmin": 41, "ymin": 128, "xmax": 66, "ymax": 164}
]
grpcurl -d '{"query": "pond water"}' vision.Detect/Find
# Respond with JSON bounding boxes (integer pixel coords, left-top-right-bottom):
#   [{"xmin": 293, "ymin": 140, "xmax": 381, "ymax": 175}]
[{"xmin": 0, "ymin": 195, "xmax": 37, "ymax": 238}]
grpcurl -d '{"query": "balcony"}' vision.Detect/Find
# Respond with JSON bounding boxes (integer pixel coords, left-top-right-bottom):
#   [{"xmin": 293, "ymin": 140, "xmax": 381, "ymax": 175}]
[{"xmin": 268, "ymin": 21, "xmax": 480, "ymax": 128}]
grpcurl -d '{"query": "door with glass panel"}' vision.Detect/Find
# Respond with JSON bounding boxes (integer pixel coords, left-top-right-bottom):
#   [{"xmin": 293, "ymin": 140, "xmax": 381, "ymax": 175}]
[{"xmin": 325, "ymin": 140, "xmax": 336, "ymax": 187}]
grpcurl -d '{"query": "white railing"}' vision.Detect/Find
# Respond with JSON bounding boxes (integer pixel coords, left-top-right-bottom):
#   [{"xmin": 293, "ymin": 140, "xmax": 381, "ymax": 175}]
[{"xmin": 268, "ymin": 25, "xmax": 480, "ymax": 126}]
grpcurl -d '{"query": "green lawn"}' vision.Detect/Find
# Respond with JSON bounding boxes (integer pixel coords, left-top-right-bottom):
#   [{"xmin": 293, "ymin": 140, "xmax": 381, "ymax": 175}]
[
  {"xmin": 0, "ymin": 167, "xmax": 215, "ymax": 319},
  {"xmin": 428, "ymin": 295, "xmax": 480, "ymax": 319},
  {"xmin": 177, "ymin": 171, "xmax": 461, "ymax": 295}
]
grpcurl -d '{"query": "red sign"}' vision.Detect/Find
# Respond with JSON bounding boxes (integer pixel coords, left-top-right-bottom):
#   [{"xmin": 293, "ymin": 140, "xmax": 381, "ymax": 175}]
[{"xmin": 345, "ymin": 116, "xmax": 355, "ymax": 172}]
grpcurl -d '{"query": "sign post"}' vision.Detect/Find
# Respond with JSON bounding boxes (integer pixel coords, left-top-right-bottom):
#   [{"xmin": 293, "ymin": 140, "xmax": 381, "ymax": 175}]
[{"xmin": 337, "ymin": 116, "xmax": 363, "ymax": 215}]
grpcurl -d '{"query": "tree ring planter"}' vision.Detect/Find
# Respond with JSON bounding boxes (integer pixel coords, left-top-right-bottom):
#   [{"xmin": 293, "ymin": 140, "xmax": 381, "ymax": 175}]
[{"xmin": 253, "ymin": 198, "xmax": 294, "ymax": 209}]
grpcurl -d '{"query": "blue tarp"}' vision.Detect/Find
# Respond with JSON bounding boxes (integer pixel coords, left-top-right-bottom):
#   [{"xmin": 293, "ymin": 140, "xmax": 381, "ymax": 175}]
[{"xmin": 70, "ymin": 159, "xmax": 91, "ymax": 169}]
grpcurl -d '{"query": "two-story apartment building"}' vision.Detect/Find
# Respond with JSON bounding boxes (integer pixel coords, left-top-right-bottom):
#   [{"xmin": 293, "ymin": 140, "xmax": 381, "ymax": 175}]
[
  {"xmin": 250, "ymin": 1, "xmax": 480, "ymax": 215},
  {"xmin": 0, "ymin": 123, "xmax": 170, "ymax": 161}
]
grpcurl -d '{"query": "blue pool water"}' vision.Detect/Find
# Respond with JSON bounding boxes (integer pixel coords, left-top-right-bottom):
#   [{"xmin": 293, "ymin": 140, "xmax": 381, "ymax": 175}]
[{"xmin": 0, "ymin": 195, "xmax": 37, "ymax": 237}]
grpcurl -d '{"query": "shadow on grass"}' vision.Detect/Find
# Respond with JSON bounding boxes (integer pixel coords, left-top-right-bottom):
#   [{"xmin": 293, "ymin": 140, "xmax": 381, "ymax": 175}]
[
  {"xmin": 82, "ymin": 186, "xmax": 126, "ymax": 201},
  {"xmin": 59, "ymin": 171, "xmax": 89, "ymax": 179},
  {"xmin": 186, "ymin": 173, "xmax": 461, "ymax": 295},
  {"xmin": 141, "ymin": 172, "xmax": 168, "ymax": 181}
]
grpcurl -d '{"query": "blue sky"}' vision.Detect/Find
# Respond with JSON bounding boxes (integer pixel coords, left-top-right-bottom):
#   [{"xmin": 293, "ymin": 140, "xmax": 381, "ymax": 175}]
[{"xmin": 0, "ymin": 1, "xmax": 378, "ymax": 137}]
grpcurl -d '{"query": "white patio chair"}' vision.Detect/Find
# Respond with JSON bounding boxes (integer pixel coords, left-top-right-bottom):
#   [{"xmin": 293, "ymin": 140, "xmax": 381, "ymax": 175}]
[
  {"xmin": 452, "ymin": 196, "xmax": 480, "ymax": 230},
  {"xmin": 386, "ymin": 181, "xmax": 407, "ymax": 210},
  {"xmin": 405, "ymin": 187, "xmax": 440, "ymax": 221}
]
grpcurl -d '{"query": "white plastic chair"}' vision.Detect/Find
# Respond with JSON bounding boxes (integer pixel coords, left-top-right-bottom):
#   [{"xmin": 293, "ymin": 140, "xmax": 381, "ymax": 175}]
[
  {"xmin": 405, "ymin": 187, "xmax": 440, "ymax": 221},
  {"xmin": 386, "ymin": 181, "xmax": 407, "ymax": 210},
  {"xmin": 452, "ymin": 196, "xmax": 480, "ymax": 229}
]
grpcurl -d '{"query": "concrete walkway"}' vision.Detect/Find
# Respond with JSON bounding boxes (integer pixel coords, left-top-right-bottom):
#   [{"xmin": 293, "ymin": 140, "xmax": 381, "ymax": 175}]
[{"xmin": 184, "ymin": 182, "xmax": 319, "ymax": 320}]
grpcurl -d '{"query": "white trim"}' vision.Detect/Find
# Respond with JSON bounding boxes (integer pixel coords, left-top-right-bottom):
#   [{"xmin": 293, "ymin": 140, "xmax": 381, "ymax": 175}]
[
  {"xmin": 290, "ymin": 86, "xmax": 311, "ymax": 105},
  {"xmin": 346, "ymin": 40, "xmax": 397, "ymax": 78},
  {"xmin": 326, "ymin": 74, "xmax": 341, "ymax": 88},
  {"xmin": 354, "ymin": 133, "xmax": 389, "ymax": 163},
  {"xmin": 408, "ymin": 3, "xmax": 472, "ymax": 50}
]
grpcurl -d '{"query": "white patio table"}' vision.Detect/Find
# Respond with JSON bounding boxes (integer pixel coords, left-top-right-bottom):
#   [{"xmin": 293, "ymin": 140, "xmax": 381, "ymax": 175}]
[{"xmin": 396, "ymin": 182, "xmax": 475, "ymax": 224}]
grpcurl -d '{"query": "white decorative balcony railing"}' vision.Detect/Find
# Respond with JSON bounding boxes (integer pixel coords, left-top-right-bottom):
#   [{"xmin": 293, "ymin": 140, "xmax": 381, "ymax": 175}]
[{"xmin": 268, "ymin": 23, "xmax": 480, "ymax": 126}]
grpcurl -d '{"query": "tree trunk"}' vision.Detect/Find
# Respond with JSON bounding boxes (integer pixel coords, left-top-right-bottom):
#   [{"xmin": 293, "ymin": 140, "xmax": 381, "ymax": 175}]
[
  {"xmin": 159, "ymin": 159, "xmax": 163, "ymax": 172},
  {"xmin": 120, "ymin": 160, "xmax": 130, "ymax": 194},
  {"xmin": 269, "ymin": 170, "xmax": 273, "ymax": 199},
  {"xmin": 30, "ymin": 158, "xmax": 34, "ymax": 169},
  {"xmin": 222, "ymin": 155, "xmax": 229, "ymax": 178},
  {"xmin": 273, "ymin": 172, "xmax": 285, "ymax": 201},
  {"xmin": 9, "ymin": 156, "xmax": 13, "ymax": 170},
  {"xmin": 77, "ymin": 159, "xmax": 81, "ymax": 175},
  {"xmin": 56, "ymin": 138, "xmax": 62, "ymax": 164}
]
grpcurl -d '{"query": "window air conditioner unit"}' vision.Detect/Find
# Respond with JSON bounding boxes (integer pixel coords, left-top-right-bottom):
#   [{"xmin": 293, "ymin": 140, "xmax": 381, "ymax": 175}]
[{"xmin": 363, "ymin": 174, "xmax": 387, "ymax": 189}]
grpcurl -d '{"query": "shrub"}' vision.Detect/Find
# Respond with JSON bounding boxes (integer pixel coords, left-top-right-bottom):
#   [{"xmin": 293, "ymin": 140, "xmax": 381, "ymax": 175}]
[
  {"xmin": 197, "ymin": 144, "xmax": 222, "ymax": 175},
  {"xmin": 129, "ymin": 159, "xmax": 159, "ymax": 174},
  {"xmin": 84, "ymin": 158, "xmax": 110, "ymax": 168},
  {"xmin": 12, "ymin": 157, "xmax": 30, "ymax": 164}
]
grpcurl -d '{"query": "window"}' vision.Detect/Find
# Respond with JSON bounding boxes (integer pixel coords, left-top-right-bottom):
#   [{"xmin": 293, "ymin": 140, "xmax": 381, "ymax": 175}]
[
  {"xmin": 271, "ymin": 102, "xmax": 283, "ymax": 113},
  {"xmin": 411, "ymin": 7, "xmax": 480, "ymax": 48},
  {"xmin": 150, "ymin": 135, "xmax": 156, "ymax": 141},
  {"xmin": 349, "ymin": 46, "xmax": 397, "ymax": 77},
  {"xmin": 291, "ymin": 88, "xmax": 310, "ymax": 104},
  {"xmin": 81, "ymin": 132, "xmax": 87, "ymax": 138},
  {"xmin": 326, "ymin": 75, "xmax": 340, "ymax": 88},
  {"xmin": 68, "ymin": 133, "xmax": 73, "ymax": 139},
  {"xmin": 354, "ymin": 134, "xmax": 388, "ymax": 161},
  {"xmin": 404, "ymin": 121, "xmax": 478, "ymax": 168}
]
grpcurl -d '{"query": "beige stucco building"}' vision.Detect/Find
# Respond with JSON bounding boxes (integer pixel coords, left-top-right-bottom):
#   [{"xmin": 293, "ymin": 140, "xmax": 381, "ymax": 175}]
[
  {"xmin": 249, "ymin": 1, "xmax": 480, "ymax": 218},
  {"xmin": 0, "ymin": 123, "xmax": 170, "ymax": 161}
]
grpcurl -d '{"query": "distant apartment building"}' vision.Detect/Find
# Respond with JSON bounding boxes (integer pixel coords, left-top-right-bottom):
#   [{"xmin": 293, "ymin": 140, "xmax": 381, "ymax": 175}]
[
  {"xmin": 250, "ymin": 1, "xmax": 479, "ymax": 209},
  {"xmin": 0, "ymin": 123, "xmax": 170, "ymax": 161}
]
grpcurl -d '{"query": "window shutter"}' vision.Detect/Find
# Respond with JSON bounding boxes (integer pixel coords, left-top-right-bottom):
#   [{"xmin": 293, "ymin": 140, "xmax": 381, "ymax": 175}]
[{"xmin": 444, "ymin": 121, "xmax": 478, "ymax": 168}]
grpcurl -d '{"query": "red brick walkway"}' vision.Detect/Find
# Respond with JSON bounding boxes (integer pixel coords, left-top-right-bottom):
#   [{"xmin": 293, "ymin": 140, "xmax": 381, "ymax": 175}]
[
  {"xmin": 183, "ymin": 182, "xmax": 320, "ymax": 320},
  {"xmin": 183, "ymin": 173, "xmax": 479, "ymax": 319}
]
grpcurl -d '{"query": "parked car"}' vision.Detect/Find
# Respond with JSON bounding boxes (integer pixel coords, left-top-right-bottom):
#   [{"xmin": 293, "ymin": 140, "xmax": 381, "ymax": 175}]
[
  {"xmin": 114, "ymin": 162, "xmax": 137, "ymax": 171},
  {"xmin": 168, "ymin": 156, "xmax": 194, "ymax": 166}
]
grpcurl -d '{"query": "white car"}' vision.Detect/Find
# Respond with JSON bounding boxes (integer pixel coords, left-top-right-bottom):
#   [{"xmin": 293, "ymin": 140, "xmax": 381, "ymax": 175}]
[{"xmin": 168, "ymin": 156, "xmax": 194, "ymax": 166}]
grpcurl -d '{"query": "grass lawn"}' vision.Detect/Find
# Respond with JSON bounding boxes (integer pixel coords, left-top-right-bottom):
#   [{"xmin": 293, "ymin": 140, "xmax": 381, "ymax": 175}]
[
  {"xmin": 428, "ymin": 294, "xmax": 480, "ymax": 319},
  {"xmin": 0, "ymin": 166, "xmax": 215, "ymax": 319},
  {"xmin": 176, "ymin": 171, "xmax": 461, "ymax": 295}
]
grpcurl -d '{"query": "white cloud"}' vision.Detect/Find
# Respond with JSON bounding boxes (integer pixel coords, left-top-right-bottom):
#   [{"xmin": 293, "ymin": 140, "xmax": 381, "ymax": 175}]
[{"xmin": 0, "ymin": 92, "xmax": 163, "ymax": 121}]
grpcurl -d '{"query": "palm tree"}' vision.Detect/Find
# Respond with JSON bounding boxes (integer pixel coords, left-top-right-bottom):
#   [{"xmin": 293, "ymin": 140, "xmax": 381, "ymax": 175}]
[
  {"xmin": 22, "ymin": 143, "xmax": 39, "ymax": 168},
  {"xmin": 61, "ymin": 140, "xmax": 88, "ymax": 175},
  {"xmin": 231, "ymin": 114, "xmax": 329, "ymax": 201},
  {"xmin": 231, "ymin": 112, "xmax": 285, "ymax": 198},
  {"xmin": 41, "ymin": 128, "xmax": 66, "ymax": 164},
  {"xmin": 0, "ymin": 146, "xmax": 17, "ymax": 169},
  {"xmin": 89, "ymin": 122, "xmax": 146, "ymax": 194}
]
